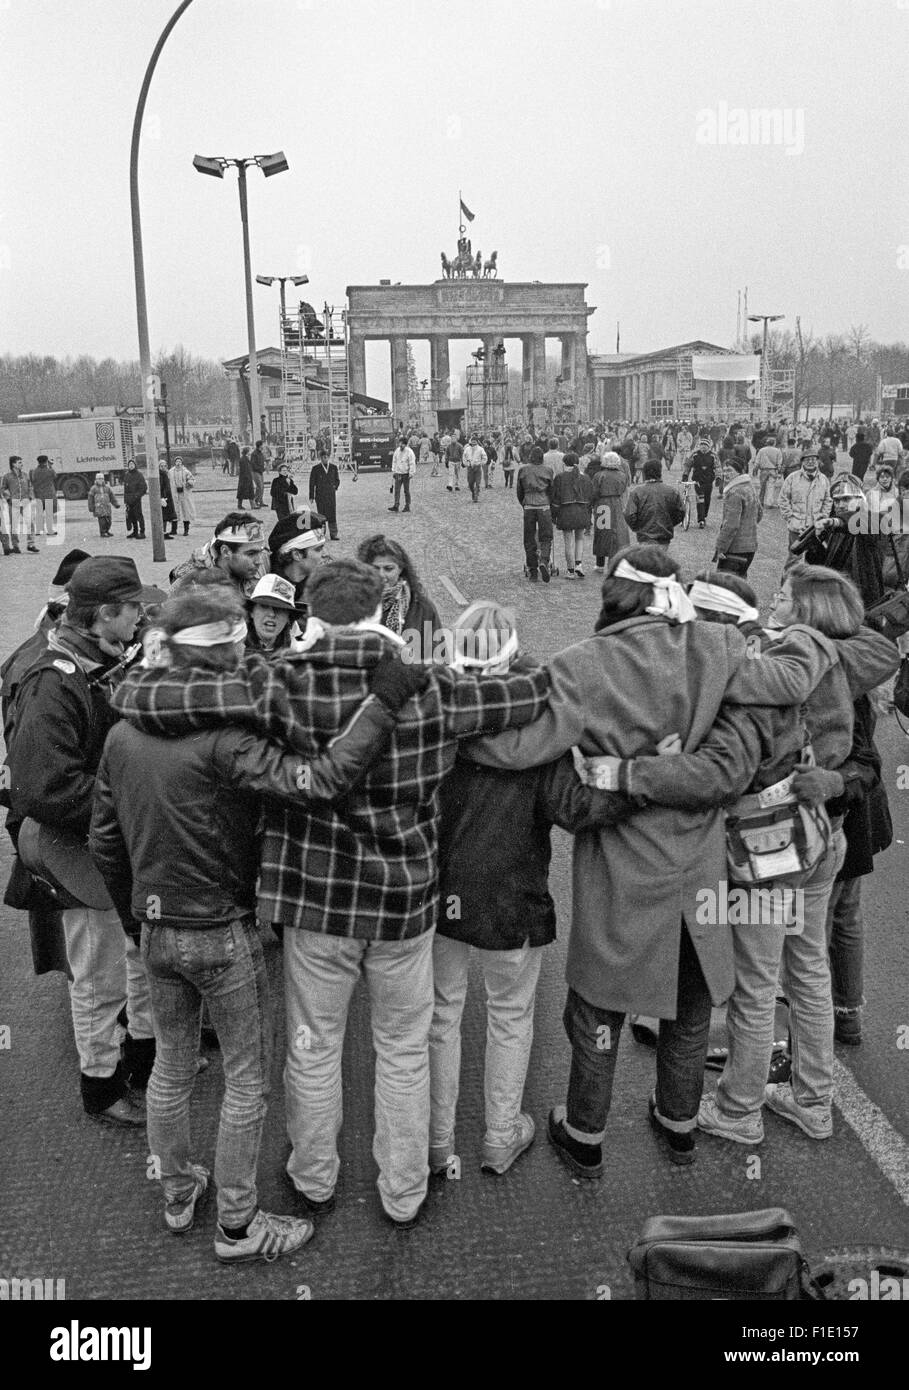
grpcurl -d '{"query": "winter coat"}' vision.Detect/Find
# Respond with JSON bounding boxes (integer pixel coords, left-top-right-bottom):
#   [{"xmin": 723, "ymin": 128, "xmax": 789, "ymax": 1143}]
[
  {"xmin": 309, "ymin": 461, "xmax": 340, "ymax": 524},
  {"xmin": 236, "ymin": 456, "xmax": 255, "ymax": 504},
  {"xmin": 778, "ymin": 469, "xmax": 832, "ymax": 531},
  {"xmin": 834, "ymin": 694, "xmax": 892, "ymax": 881},
  {"xmin": 591, "ymin": 463, "xmax": 630, "ymax": 561},
  {"xmin": 715, "ymin": 472, "xmax": 761, "ymax": 557},
  {"xmin": 623, "ymin": 480, "xmax": 684, "ymax": 544},
  {"xmin": 87, "ymin": 483, "xmax": 118, "ymax": 519},
  {"xmin": 158, "ymin": 468, "xmax": 177, "ymax": 524},
  {"xmin": 123, "ymin": 470, "xmax": 148, "ymax": 505},
  {"xmin": 168, "ymin": 463, "xmax": 196, "ymax": 523},
  {"xmin": 551, "ymin": 466, "xmax": 594, "ymax": 532},
  {"xmin": 270, "ymin": 473, "xmax": 298, "ymax": 518}
]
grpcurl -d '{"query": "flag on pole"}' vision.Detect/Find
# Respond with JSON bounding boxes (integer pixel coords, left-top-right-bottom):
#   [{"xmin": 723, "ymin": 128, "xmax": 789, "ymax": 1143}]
[{"xmin": 459, "ymin": 198, "xmax": 475, "ymax": 223}]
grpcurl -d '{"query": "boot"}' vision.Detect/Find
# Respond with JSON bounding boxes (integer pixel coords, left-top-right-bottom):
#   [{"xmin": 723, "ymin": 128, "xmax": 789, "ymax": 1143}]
[
  {"xmin": 123, "ymin": 1033, "xmax": 157, "ymax": 1090},
  {"xmin": 183, "ymin": 522, "xmax": 190, "ymax": 535}
]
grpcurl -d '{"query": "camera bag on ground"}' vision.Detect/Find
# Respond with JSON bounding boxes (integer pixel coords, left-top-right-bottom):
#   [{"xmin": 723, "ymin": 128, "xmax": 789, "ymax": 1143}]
[{"xmin": 628, "ymin": 1208, "xmax": 825, "ymax": 1300}]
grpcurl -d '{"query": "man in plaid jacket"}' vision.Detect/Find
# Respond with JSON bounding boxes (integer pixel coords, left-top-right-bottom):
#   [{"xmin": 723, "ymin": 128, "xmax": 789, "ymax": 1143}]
[{"xmin": 111, "ymin": 559, "xmax": 550, "ymax": 1227}]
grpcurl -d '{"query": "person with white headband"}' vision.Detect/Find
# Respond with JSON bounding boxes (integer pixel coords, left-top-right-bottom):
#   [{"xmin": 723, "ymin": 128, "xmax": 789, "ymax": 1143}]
[
  {"xmin": 466, "ymin": 543, "xmax": 876, "ymax": 1174},
  {"xmin": 89, "ymin": 581, "xmax": 429, "ymax": 1264},
  {"xmin": 168, "ymin": 511, "xmax": 268, "ymax": 599},
  {"xmin": 267, "ymin": 507, "xmax": 329, "ymax": 613}
]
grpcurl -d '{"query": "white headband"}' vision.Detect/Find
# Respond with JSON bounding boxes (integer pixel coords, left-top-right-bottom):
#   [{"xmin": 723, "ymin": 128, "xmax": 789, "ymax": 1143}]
[
  {"xmin": 168, "ymin": 619, "xmax": 248, "ymax": 647},
  {"xmin": 688, "ymin": 580, "xmax": 759, "ymax": 626},
  {"xmin": 450, "ymin": 629, "xmax": 519, "ymax": 673},
  {"xmin": 612, "ymin": 558, "xmax": 696, "ymax": 624},
  {"xmin": 278, "ymin": 528, "xmax": 326, "ymax": 556},
  {"xmin": 217, "ymin": 527, "xmax": 261, "ymax": 547}
]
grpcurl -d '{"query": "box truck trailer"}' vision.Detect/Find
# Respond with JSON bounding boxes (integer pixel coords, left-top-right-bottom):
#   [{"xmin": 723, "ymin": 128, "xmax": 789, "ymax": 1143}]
[{"xmin": 0, "ymin": 408, "xmax": 135, "ymax": 500}]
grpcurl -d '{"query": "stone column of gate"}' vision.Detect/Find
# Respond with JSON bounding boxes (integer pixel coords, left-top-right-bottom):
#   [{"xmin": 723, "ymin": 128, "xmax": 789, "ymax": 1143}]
[
  {"xmin": 561, "ymin": 335, "xmax": 573, "ymax": 385},
  {"xmin": 430, "ymin": 336, "xmax": 450, "ymax": 408},
  {"xmin": 348, "ymin": 334, "xmax": 367, "ymax": 399},
  {"xmin": 390, "ymin": 336, "xmax": 409, "ymax": 428},
  {"xmin": 574, "ymin": 335, "xmax": 588, "ymax": 420},
  {"xmin": 521, "ymin": 336, "xmax": 532, "ymax": 399},
  {"xmin": 532, "ymin": 334, "xmax": 547, "ymax": 403}
]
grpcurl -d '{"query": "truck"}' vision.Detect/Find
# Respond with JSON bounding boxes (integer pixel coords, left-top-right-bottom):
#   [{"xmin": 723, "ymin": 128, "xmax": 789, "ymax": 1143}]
[
  {"xmin": 0, "ymin": 408, "xmax": 136, "ymax": 501},
  {"xmin": 351, "ymin": 414, "xmax": 397, "ymax": 471}
]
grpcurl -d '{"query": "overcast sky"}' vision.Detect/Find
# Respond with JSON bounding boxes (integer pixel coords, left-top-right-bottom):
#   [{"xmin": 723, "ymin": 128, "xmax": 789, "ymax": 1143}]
[{"xmin": 2, "ymin": 0, "xmax": 906, "ymax": 400}]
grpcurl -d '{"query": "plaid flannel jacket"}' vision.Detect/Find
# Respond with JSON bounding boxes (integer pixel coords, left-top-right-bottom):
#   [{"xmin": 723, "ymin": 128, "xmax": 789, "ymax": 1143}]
[{"xmin": 111, "ymin": 634, "xmax": 550, "ymax": 940}]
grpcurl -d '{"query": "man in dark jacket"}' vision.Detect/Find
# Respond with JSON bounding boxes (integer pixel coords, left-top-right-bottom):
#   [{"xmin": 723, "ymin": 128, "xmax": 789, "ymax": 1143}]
[
  {"xmin": 849, "ymin": 429, "xmax": 874, "ymax": 481},
  {"xmin": 623, "ymin": 461, "xmax": 684, "ymax": 546},
  {"xmin": 308, "ymin": 453, "xmax": 340, "ymax": 538},
  {"xmin": 516, "ymin": 444, "xmax": 555, "ymax": 582},
  {"xmin": 5, "ymin": 556, "xmax": 152, "ymax": 1126},
  {"xmin": 29, "ymin": 455, "xmax": 58, "ymax": 537},
  {"xmin": 685, "ymin": 437, "xmax": 719, "ymax": 525},
  {"xmin": 250, "ymin": 440, "xmax": 266, "ymax": 506},
  {"xmin": 123, "ymin": 459, "xmax": 148, "ymax": 539},
  {"xmin": 89, "ymin": 580, "xmax": 426, "ymax": 1259}
]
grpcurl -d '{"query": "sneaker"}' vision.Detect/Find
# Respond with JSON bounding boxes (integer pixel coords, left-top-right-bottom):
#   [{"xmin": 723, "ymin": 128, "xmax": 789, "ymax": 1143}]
[
  {"xmin": 539, "ymin": 562, "xmax": 551, "ymax": 583},
  {"xmin": 402, "ymin": 506, "xmax": 411, "ymax": 513},
  {"xmin": 575, "ymin": 564, "xmax": 585, "ymax": 578},
  {"xmin": 565, "ymin": 570, "xmax": 578, "ymax": 580},
  {"xmin": 388, "ymin": 506, "xmax": 399, "ymax": 512},
  {"xmin": 90, "ymin": 1095, "xmax": 146, "ymax": 1128},
  {"xmin": 764, "ymin": 1083, "xmax": 832, "ymax": 1139},
  {"xmin": 165, "ymin": 1163, "xmax": 210, "ymax": 1234},
  {"xmin": 527, "ymin": 569, "xmax": 538, "ymax": 582},
  {"xmin": 429, "ymin": 1135, "xmax": 456, "ymax": 1176},
  {"xmin": 446, "ymin": 485, "xmax": 453, "ymax": 492},
  {"xmin": 27, "ymin": 544, "xmax": 39, "ymax": 553},
  {"xmin": 481, "ymin": 1113, "xmax": 536, "ymax": 1175},
  {"xmin": 215, "ymin": 1209, "xmax": 315, "ymax": 1264},
  {"xmin": 648, "ymin": 1094, "xmax": 696, "ymax": 1166},
  {"xmin": 834, "ymin": 1008, "xmax": 862, "ymax": 1046},
  {"xmin": 697, "ymin": 1095, "xmax": 764, "ymax": 1145},
  {"xmin": 546, "ymin": 1105, "xmax": 604, "ymax": 1179}
]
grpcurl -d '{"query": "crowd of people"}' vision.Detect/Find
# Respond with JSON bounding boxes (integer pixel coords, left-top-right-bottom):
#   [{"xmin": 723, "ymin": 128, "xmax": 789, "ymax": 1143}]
[{"xmin": 1, "ymin": 406, "xmax": 906, "ymax": 1270}]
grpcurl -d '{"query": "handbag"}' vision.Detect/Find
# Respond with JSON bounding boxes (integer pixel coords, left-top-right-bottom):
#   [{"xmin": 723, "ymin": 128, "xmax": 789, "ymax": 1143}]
[
  {"xmin": 865, "ymin": 535, "xmax": 909, "ymax": 640},
  {"xmin": 627, "ymin": 1208, "xmax": 825, "ymax": 1301},
  {"xmin": 726, "ymin": 782, "xmax": 830, "ymax": 885}
]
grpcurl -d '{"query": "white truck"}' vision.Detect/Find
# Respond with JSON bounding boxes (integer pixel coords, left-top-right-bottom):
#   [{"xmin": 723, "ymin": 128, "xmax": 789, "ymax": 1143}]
[{"xmin": 0, "ymin": 408, "xmax": 136, "ymax": 500}]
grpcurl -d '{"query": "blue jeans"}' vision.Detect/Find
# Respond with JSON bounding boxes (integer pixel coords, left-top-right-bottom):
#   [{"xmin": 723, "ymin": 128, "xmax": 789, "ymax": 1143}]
[
  {"xmin": 522, "ymin": 508, "xmax": 553, "ymax": 572},
  {"xmin": 563, "ymin": 925, "xmax": 712, "ymax": 1139},
  {"xmin": 141, "ymin": 918, "xmax": 272, "ymax": 1227}
]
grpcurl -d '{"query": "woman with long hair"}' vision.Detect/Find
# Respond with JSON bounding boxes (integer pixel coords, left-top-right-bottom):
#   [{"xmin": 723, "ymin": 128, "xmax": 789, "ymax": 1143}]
[{"xmin": 356, "ymin": 535, "xmax": 442, "ymax": 662}]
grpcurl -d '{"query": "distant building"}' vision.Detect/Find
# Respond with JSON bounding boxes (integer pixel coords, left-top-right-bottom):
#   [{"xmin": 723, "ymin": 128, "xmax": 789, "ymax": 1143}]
[{"xmin": 588, "ymin": 339, "xmax": 737, "ymax": 420}]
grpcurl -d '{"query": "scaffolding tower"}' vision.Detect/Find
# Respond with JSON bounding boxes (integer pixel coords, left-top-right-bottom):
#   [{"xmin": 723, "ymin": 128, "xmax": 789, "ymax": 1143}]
[
  {"xmin": 676, "ymin": 353, "xmax": 697, "ymax": 418},
  {"xmin": 465, "ymin": 348, "xmax": 509, "ymax": 435}
]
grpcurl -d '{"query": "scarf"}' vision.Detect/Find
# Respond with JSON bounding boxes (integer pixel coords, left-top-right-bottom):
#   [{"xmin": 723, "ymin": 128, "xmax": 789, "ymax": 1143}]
[{"xmin": 381, "ymin": 578, "xmax": 411, "ymax": 636}]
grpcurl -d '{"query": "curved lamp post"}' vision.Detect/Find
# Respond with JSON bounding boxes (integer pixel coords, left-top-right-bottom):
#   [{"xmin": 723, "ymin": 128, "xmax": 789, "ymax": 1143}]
[{"xmin": 130, "ymin": 0, "xmax": 195, "ymax": 562}]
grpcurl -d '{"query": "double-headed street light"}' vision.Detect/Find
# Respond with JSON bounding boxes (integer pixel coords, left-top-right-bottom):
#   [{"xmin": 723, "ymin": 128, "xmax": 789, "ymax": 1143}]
[
  {"xmin": 748, "ymin": 312, "xmax": 784, "ymax": 422},
  {"xmin": 193, "ymin": 152, "xmax": 290, "ymax": 445},
  {"xmin": 256, "ymin": 274, "xmax": 309, "ymax": 446}
]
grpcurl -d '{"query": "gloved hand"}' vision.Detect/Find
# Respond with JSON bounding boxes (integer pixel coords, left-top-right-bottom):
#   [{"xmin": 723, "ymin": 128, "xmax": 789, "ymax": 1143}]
[
  {"xmin": 791, "ymin": 763, "xmax": 844, "ymax": 805},
  {"xmin": 370, "ymin": 649, "xmax": 431, "ymax": 711}
]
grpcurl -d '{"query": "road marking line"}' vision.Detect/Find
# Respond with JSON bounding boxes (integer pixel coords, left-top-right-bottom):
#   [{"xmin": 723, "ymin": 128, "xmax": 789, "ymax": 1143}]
[
  {"xmin": 439, "ymin": 574, "xmax": 469, "ymax": 606},
  {"xmin": 833, "ymin": 1058, "xmax": 909, "ymax": 1206}
]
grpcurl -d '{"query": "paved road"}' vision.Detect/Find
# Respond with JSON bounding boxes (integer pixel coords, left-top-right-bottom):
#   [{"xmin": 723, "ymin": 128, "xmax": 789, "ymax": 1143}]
[{"xmin": 1, "ymin": 465, "xmax": 907, "ymax": 1299}]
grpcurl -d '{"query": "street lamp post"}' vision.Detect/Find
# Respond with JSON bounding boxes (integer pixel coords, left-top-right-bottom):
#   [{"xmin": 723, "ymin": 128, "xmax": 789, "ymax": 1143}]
[
  {"xmin": 256, "ymin": 273, "xmax": 309, "ymax": 447},
  {"xmin": 130, "ymin": 0, "xmax": 195, "ymax": 562},
  {"xmin": 194, "ymin": 152, "xmax": 289, "ymax": 447},
  {"xmin": 747, "ymin": 312, "xmax": 784, "ymax": 423}
]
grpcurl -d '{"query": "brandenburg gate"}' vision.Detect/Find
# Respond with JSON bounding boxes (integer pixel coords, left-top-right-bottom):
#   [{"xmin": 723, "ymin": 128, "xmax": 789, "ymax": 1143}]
[{"xmin": 345, "ymin": 279, "xmax": 594, "ymax": 423}]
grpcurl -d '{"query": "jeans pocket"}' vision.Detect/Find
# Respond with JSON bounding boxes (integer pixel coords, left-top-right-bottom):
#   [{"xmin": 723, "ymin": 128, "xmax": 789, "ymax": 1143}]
[{"xmin": 175, "ymin": 923, "xmax": 237, "ymax": 979}]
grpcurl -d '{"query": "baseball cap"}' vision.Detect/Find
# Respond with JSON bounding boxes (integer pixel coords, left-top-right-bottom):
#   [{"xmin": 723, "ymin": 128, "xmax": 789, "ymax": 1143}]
[
  {"xmin": 66, "ymin": 556, "xmax": 145, "ymax": 606},
  {"xmin": 248, "ymin": 574, "xmax": 297, "ymax": 611}
]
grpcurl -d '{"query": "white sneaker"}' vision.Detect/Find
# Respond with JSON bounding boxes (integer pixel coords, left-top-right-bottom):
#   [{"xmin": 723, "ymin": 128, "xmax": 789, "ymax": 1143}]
[
  {"xmin": 480, "ymin": 1113, "xmax": 536, "ymax": 1174},
  {"xmin": 214, "ymin": 1208, "xmax": 315, "ymax": 1264},
  {"xmin": 698, "ymin": 1095, "xmax": 764, "ymax": 1145},
  {"xmin": 429, "ymin": 1134, "xmax": 456, "ymax": 1176},
  {"xmin": 764, "ymin": 1083, "xmax": 832, "ymax": 1139}
]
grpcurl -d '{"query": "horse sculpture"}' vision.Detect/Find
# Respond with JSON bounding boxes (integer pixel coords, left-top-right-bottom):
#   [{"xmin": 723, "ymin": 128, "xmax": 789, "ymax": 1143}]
[
  {"xmin": 440, "ymin": 241, "xmax": 481, "ymax": 279},
  {"xmin": 482, "ymin": 251, "xmax": 498, "ymax": 278}
]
